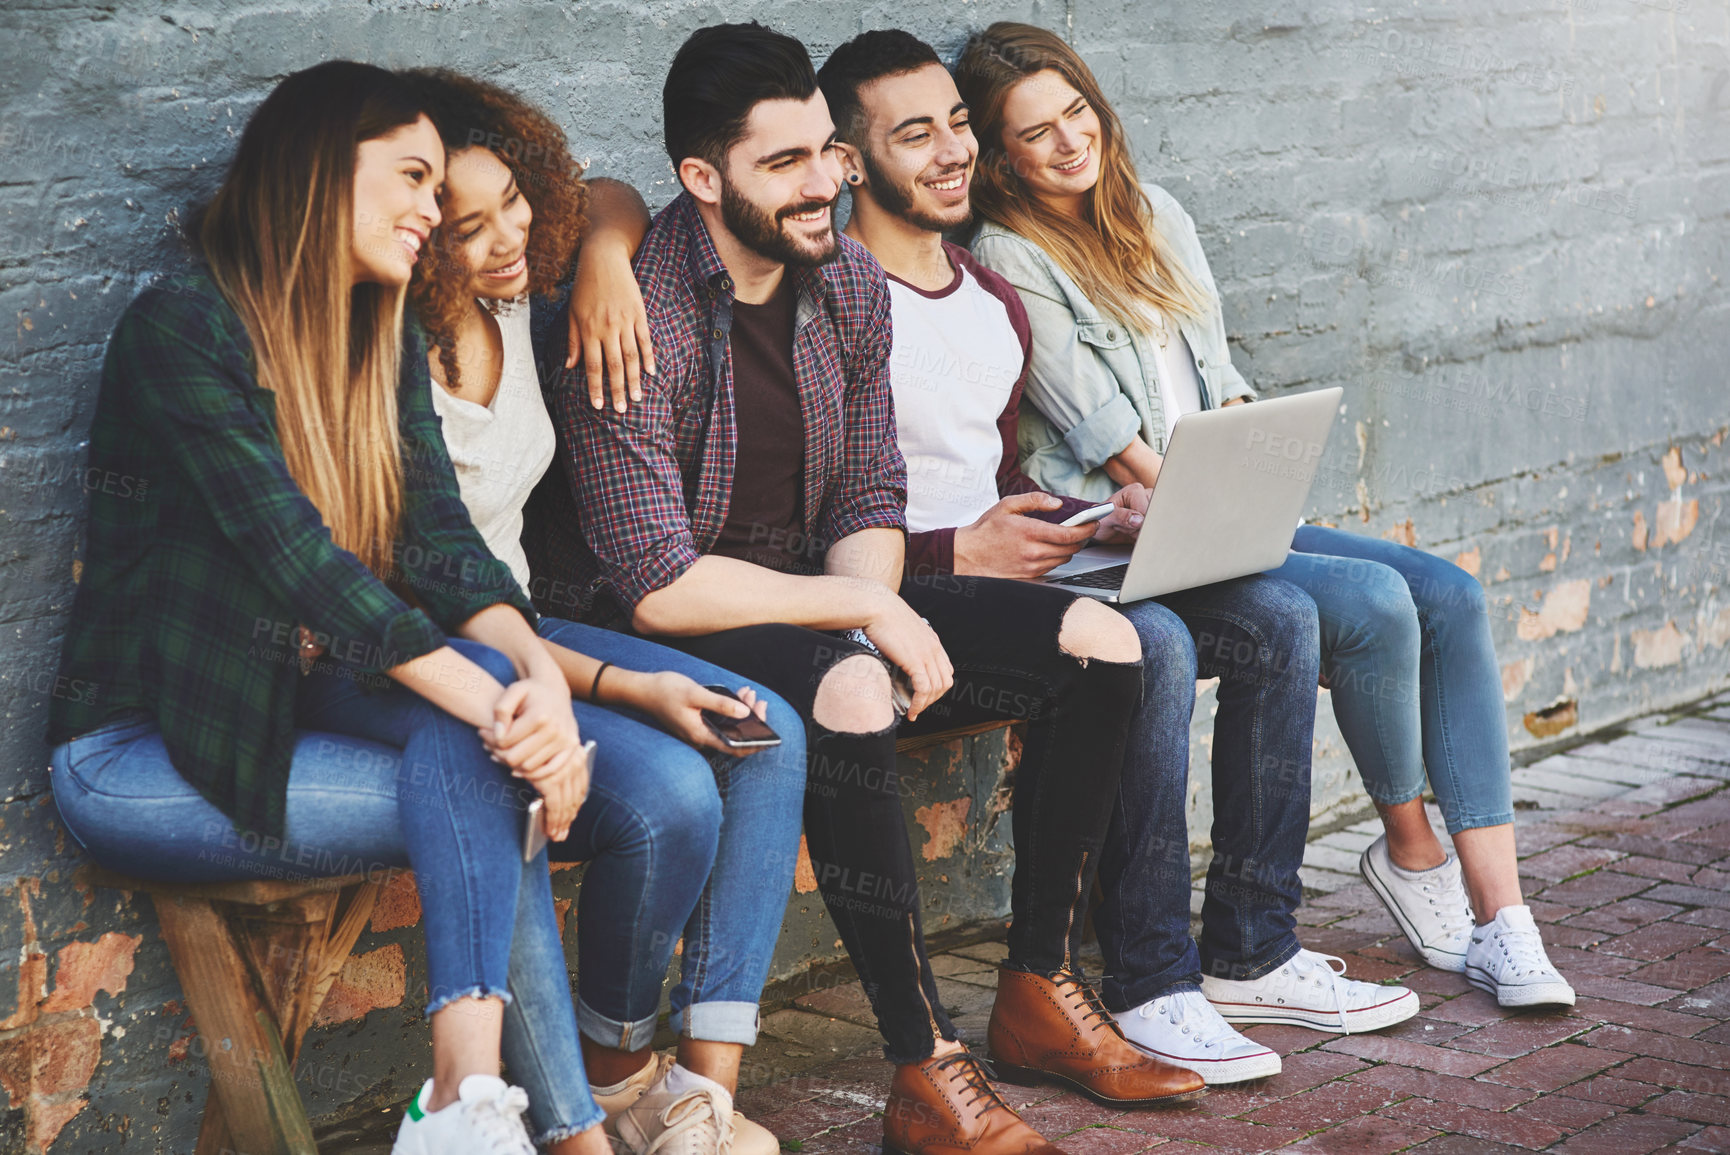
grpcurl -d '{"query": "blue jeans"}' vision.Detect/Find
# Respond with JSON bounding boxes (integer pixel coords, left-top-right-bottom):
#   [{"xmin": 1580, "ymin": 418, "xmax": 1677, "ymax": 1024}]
[
  {"xmin": 1097, "ymin": 574, "xmax": 1321, "ymax": 1008},
  {"xmin": 1269, "ymin": 525, "xmax": 1516, "ymax": 834},
  {"xmin": 50, "ymin": 639, "xmax": 607, "ymax": 1143},
  {"xmin": 532, "ymin": 619, "xmax": 807, "ymax": 1051}
]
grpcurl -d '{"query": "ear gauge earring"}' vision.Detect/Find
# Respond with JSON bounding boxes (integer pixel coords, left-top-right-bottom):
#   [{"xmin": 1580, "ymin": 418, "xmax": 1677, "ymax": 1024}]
[{"xmin": 848, "ymin": 173, "xmax": 861, "ymax": 185}]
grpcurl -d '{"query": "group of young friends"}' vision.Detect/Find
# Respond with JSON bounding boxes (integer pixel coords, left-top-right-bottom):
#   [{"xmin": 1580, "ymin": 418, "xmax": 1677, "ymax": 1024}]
[{"xmin": 46, "ymin": 20, "xmax": 1580, "ymax": 1155}]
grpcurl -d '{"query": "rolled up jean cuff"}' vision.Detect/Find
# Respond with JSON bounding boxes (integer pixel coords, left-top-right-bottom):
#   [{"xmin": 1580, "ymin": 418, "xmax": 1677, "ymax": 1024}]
[
  {"xmin": 534, "ymin": 1110, "xmax": 607, "ymax": 1149},
  {"xmin": 426, "ymin": 984, "xmax": 512, "ymax": 1018},
  {"xmin": 673, "ymin": 1000, "xmax": 761, "ymax": 1046},
  {"xmin": 577, "ymin": 997, "xmax": 660, "ymax": 1053}
]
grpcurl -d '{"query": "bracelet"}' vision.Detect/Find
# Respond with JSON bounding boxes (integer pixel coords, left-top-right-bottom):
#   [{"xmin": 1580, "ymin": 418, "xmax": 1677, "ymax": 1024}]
[{"xmin": 588, "ymin": 661, "xmax": 612, "ymax": 703}]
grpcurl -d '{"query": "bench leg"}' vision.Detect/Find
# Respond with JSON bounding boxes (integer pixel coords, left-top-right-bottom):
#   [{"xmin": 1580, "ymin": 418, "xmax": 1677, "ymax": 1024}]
[{"xmin": 152, "ymin": 893, "xmax": 317, "ymax": 1155}]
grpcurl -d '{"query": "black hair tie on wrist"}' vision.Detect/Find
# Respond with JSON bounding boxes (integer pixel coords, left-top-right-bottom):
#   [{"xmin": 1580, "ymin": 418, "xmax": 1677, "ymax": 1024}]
[{"xmin": 589, "ymin": 661, "xmax": 612, "ymax": 702}]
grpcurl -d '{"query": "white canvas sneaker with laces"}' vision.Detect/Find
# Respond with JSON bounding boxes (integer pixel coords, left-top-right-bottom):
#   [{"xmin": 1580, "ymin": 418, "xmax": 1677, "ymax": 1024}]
[
  {"xmin": 1465, "ymin": 905, "xmax": 1576, "ymax": 1007},
  {"xmin": 392, "ymin": 1074, "xmax": 535, "ymax": 1155},
  {"xmin": 1359, "ymin": 834, "xmax": 1475, "ymax": 971},
  {"xmin": 1119, "ymin": 988, "xmax": 1282, "ymax": 1084},
  {"xmin": 1200, "ymin": 949, "xmax": 1419, "ymax": 1034}
]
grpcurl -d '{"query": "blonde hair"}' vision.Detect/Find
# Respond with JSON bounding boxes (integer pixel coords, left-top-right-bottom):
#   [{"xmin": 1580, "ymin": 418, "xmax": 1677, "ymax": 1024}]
[
  {"xmin": 955, "ymin": 22, "xmax": 1213, "ymax": 330},
  {"xmin": 197, "ymin": 61, "xmax": 420, "ymax": 575}
]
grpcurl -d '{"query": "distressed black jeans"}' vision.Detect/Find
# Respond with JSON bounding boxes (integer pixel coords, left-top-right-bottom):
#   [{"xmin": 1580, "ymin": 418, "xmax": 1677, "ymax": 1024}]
[{"xmin": 665, "ymin": 574, "xmax": 1141, "ymax": 1062}]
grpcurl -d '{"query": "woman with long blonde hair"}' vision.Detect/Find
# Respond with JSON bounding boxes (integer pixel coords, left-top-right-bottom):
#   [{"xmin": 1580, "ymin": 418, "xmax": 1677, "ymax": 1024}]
[
  {"xmin": 46, "ymin": 61, "xmax": 610, "ymax": 1155},
  {"xmin": 958, "ymin": 20, "xmax": 1573, "ymax": 1072}
]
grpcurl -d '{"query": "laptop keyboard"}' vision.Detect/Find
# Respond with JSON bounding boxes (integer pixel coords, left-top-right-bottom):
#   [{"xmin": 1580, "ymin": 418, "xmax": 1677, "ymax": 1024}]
[{"xmin": 1054, "ymin": 563, "xmax": 1129, "ymax": 590}]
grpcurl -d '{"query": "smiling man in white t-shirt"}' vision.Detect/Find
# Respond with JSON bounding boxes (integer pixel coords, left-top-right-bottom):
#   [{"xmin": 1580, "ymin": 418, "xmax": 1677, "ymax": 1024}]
[{"xmin": 819, "ymin": 30, "xmax": 1418, "ymax": 1092}]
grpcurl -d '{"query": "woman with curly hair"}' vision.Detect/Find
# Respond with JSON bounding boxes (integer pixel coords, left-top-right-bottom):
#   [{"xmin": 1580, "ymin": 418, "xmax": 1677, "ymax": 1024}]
[{"xmin": 399, "ymin": 69, "xmax": 803, "ymax": 1155}]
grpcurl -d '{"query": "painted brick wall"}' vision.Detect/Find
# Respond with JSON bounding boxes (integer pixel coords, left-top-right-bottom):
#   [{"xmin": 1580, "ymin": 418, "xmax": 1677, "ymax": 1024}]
[{"xmin": 1, "ymin": 1, "xmax": 1726, "ymax": 1149}]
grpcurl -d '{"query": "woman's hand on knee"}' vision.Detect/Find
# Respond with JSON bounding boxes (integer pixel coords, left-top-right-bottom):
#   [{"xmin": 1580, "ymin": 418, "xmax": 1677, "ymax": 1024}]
[
  {"xmin": 619, "ymin": 670, "xmax": 769, "ymax": 753},
  {"xmin": 530, "ymin": 743, "xmax": 589, "ymax": 842},
  {"xmin": 482, "ymin": 676, "xmax": 582, "ymax": 779}
]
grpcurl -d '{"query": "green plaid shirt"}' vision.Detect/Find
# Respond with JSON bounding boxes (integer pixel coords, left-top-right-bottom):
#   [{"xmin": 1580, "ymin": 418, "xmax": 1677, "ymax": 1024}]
[{"xmin": 49, "ymin": 274, "xmax": 533, "ymax": 838}]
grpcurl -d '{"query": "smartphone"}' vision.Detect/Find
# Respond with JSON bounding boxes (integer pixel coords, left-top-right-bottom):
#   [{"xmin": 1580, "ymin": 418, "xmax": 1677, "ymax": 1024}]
[
  {"xmin": 701, "ymin": 685, "xmax": 782, "ymax": 749},
  {"xmin": 522, "ymin": 739, "xmax": 597, "ymax": 862},
  {"xmin": 1060, "ymin": 502, "xmax": 1117, "ymax": 527}
]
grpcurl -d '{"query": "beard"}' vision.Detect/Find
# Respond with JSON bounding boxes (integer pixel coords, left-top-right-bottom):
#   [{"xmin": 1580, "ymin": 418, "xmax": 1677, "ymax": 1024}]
[
  {"xmin": 719, "ymin": 178, "xmax": 840, "ymax": 267},
  {"xmin": 859, "ymin": 147, "xmax": 973, "ymax": 234}
]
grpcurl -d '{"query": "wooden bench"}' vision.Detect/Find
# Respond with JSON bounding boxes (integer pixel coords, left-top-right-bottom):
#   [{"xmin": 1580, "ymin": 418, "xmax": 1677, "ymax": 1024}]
[
  {"xmin": 78, "ymin": 725, "xmax": 1012, "ymax": 1152},
  {"xmin": 82, "ymin": 866, "xmax": 384, "ymax": 1155}
]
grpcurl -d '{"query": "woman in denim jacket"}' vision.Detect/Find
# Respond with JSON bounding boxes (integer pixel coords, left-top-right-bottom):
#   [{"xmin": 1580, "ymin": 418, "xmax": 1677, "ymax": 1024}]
[{"xmin": 958, "ymin": 23, "xmax": 1573, "ymax": 1014}]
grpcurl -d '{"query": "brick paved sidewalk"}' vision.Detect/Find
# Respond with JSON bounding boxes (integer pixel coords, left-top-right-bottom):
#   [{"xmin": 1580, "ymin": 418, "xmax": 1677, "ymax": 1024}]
[{"xmin": 731, "ymin": 692, "xmax": 1730, "ymax": 1154}]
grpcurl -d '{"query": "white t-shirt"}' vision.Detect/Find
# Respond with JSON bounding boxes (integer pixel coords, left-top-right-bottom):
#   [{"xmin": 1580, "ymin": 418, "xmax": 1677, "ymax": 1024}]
[
  {"xmin": 1148, "ymin": 314, "xmax": 1205, "ymax": 425},
  {"xmin": 888, "ymin": 259, "xmax": 1027, "ymax": 533},
  {"xmin": 428, "ymin": 300, "xmax": 556, "ymax": 590}
]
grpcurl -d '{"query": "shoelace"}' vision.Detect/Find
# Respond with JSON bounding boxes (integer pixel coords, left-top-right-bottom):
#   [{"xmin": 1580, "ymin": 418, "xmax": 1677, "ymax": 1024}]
[
  {"xmin": 466, "ymin": 1084, "xmax": 534, "ymax": 1154},
  {"xmin": 1418, "ymin": 862, "xmax": 1476, "ymax": 939},
  {"xmin": 645, "ymin": 1086, "xmax": 734, "ymax": 1155},
  {"xmin": 932, "ymin": 1051, "xmax": 1007, "ymax": 1120},
  {"xmin": 1494, "ymin": 926, "xmax": 1559, "ymax": 979},
  {"xmin": 1052, "ymin": 970, "xmax": 1121, "ymax": 1038},
  {"xmin": 1284, "ymin": 951, "xmax": 1355, "ymax": 1035},
  {"xmin": 1140, "ymin": 989, "xmax": 1242, "ymax": 1052}
]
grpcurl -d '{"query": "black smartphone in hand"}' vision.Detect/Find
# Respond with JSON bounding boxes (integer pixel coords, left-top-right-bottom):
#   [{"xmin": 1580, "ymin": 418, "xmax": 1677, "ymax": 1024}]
[{"xmin": 701, "ymin": 685, "xmax": 782, "ymax": 749}]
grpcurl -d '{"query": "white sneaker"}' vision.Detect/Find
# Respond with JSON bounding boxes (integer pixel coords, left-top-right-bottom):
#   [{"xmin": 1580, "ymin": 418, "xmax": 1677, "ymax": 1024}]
[
  {"xmin": 1359, "ymin": 835, "xmax": 1475, "ymax": 972},
  {"xmin": 1120, "ymin": 988, "xmax": 1282, "ymax": 1084},
  {"xmin": 1200, "ymin": 949, "xmax": 1419, "ymax": 1034},
  {"xmin": 615, "ymin": 1065, "xmax": 739, "ymax": 1155},
  {"xmin": 392, "ymin": 1075, "xmax": 535, "ymax": 1155},
  {"xmin": 1465, "ymin": 905, "xmax": 1576, "ymax": 1008},
  {"xmin": 599, "ymin": 1055, "xmax": 777, "ymax": 1155}
]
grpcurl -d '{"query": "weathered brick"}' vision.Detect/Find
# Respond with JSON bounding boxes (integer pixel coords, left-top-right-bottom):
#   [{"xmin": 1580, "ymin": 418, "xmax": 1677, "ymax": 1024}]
[
  {"xmin": 1379, "ymin": 1096, "xmax": 1566, "ymax": 1150},
  {"xmin": 1480, "ymin": 1042, "xmax": 1622, "ymax": 1091},
  {"xmin": 1549, "ymin": 1110, "xmax": 1701, "ymax": 1153},
  {"xmin": 1321, "ymin": 1033, "xmax": 1502, "ymax": 1078}
]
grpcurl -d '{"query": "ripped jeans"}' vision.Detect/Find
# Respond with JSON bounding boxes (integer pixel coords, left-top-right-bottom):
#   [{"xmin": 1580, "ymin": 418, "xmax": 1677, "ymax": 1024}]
[{"xmin": 660, "ymin": 575, "xmax": 1141, "ymax": 1063}]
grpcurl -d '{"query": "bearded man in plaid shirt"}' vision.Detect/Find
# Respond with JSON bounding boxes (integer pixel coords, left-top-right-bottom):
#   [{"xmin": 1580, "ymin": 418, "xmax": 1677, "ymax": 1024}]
[{"xmin": 531, "ymin": 22, "xmax": 1199, "ymax": 1155}]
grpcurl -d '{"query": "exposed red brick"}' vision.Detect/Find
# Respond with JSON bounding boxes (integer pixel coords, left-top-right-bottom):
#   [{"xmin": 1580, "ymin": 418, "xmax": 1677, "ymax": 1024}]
[
  {"xmin": 312, "ymin": 943, "xmax": 406, "ymax": 1026},
  {"xmin": 914, "ymin": 797, "xmax": 971, "ymax": 862},
  {"xmin": 28, "ymin": 1094, "xmax": 87, "ymax": 1153},
  {"xmin": 1675, "ymin": 1124, "xmax": 1730, "ymax": 1151},
  {"xmin": 368, "ymin": 870, "xmax": 422, "ymax": 933},
  {"xmin": 29, "ymin": 1017, "xmax": 100, "ymax": 1098},
  {"xmin": 38, "ymin": 932, "xmax": 140, "ymax": 1015},
  {"xmin": 1568, "ymin": 995, "xmax": 1717, "ymax": 1038},
  {"xmin": 0, "ymin": 1033, "xmax": 27, "ymax": 1107}
]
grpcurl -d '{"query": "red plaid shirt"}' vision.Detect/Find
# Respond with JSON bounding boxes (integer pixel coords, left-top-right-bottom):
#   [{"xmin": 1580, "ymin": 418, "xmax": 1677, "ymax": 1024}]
[{"xmin": 539, "ymin": 192, "xmax": 906, "ymax": 627}]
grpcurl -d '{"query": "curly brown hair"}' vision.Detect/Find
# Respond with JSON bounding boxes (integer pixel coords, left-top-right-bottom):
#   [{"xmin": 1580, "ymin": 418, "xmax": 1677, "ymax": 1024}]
[{"xmin": 400, "ymin": 68, "xmax": 588, "ymax": 395}]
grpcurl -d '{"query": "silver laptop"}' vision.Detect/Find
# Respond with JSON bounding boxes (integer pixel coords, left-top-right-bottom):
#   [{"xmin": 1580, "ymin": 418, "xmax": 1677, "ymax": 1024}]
[{"xmin": 1042, "ymin": 387, "xmax": 1343, "ymax": 603}]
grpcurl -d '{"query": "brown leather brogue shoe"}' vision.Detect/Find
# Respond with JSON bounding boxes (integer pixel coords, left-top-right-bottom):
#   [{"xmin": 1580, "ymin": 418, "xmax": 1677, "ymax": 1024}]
[
  {"xmin": 988, "ymin": 967, "xmax": 1207, "ymax": 1107},
  {"xmin": 882, "ymin": 1049, "xmax": 1068, "ymax": 1155}
]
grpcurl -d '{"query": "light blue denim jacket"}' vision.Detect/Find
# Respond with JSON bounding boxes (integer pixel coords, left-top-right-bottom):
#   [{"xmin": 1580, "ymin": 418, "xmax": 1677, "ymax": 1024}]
[{"xmin": 970, "ymin": 183, "xmax": 1255, "ymax": 503}]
